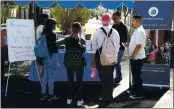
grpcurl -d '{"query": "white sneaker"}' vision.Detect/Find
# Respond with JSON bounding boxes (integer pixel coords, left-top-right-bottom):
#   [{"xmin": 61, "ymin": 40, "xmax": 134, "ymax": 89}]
[
  {"xmin": 67, "ymin": 99, "xmax": 72, "ymax": 105},
  {"xmin": 77, "ymin": 99, "xmax": 84, "ymax": 107}
]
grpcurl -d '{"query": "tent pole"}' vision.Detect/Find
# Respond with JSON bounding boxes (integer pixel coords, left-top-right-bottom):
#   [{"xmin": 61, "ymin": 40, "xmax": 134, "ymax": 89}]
[
  {"xmin": 129, "ymin": 8, "xmax": 133, "ymax": 89},
  {"xmin": 5, "ymin": 63, "xmax": 12, "ymax": 97}
]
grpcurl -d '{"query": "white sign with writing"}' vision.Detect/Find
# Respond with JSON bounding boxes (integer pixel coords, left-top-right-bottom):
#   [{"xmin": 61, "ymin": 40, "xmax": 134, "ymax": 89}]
[{"xmin": 7, "ymin": 19, "xmax": 36, "ymax": 62}]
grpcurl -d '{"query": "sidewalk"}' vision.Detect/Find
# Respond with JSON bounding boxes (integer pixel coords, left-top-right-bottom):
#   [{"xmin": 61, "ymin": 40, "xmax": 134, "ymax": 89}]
[
  {"xmin": 153, "ymin": 69, "xmax": 174, "ymax": 108},
  {"xmin": 153, "ymin": 90, "xmax": 173, "ymax": 108}
]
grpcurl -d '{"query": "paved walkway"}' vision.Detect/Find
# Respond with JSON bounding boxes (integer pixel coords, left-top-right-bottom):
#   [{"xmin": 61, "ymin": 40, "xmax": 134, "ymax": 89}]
[
  {"xmin": 153, "ymin": 90, "xmax": 173, "ymax": 108},
  {"xmin": 1, "ymin": 60, "xmax": 173, "ymax": 108}
]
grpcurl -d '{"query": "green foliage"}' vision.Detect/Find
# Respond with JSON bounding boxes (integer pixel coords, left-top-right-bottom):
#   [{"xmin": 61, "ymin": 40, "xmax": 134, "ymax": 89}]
[
  {"xmin": 50, "ymin": 5, "xmax": 90, "ymax": 32},
  {"xmin": 1, "ymin": 24, "xmax": 7, "ymax": 27}
]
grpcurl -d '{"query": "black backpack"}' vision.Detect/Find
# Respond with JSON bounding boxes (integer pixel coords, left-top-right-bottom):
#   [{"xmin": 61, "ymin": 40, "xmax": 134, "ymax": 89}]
[{"xmin": 64, "ymin": 37, "xmax": 86, "ymax": 68}]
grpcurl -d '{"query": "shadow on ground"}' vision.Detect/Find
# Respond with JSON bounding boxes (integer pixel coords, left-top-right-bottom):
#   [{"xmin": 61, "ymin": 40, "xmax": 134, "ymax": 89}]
[
  {"xmin": 1, "ymin": 75, "xmax": 168, "ymax": 108},
  {"xmin": 107, "ymin": 87, "xmax": 168, "ymax": 108}
]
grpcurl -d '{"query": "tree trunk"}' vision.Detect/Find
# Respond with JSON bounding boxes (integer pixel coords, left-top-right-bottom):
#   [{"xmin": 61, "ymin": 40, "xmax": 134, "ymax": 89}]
[
  {"xmin": 18, "ymin": 7, "xmax": 21, "ymax": 18},
  {"xmin": 124, "ymin": 8, "xmax": 129, "ymax": 24}
]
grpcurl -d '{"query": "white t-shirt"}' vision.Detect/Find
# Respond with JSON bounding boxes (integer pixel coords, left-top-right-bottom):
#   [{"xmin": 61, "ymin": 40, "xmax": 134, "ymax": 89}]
[
  {"xmin": 92, "ymin": 26, "xmax": 120, "ymax": 54},
  {"xmin": 129, "ymin": 25, "xmax": 146, "ymax": 60},
  {"xmin": 36, "ymin": 25, "xmax": 44, "ymax": 40}
]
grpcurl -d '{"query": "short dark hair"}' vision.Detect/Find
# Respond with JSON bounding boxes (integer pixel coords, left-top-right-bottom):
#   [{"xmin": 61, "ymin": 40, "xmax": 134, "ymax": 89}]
[
  {"xmin": 133, "ymin": 15, "xmax": 142, "ymax": 20},
  {"xmin": 113, "ymin": 11, "xmax": 121, "ymax": 16}
]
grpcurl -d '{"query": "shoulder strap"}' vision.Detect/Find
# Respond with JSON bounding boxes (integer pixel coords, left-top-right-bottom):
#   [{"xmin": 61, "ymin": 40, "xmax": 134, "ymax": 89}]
[
  {"xmin": 100, "ymin": 27, "xmax": 113, "ymax": 37},
  {"xmin": 100, "ymin": 27, "xmax": 107, "ymax": 36},
  {"xmin": 108, "ymin": 29, "xmax": 113, "ymax": 37}
]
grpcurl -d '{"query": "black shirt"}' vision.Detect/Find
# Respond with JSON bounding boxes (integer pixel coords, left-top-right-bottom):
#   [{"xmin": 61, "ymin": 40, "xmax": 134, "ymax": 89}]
[
  {"xmin": 45, "ymin": 31, "xmax": 58, "ymax": 54},
  {"xmin": 112, "ymin": 22, "xmax": 128, "ymax": 50}
]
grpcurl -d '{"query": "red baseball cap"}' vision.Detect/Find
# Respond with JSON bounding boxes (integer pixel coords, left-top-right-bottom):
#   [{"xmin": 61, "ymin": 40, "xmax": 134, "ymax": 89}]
[{"xmin": 102, "ymin": 13, "xmax": 111, "ymax": 25}]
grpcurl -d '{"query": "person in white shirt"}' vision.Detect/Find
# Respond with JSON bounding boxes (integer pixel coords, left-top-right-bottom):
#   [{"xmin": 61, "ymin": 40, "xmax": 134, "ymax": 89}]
[
  {"xmin": 36, "ymin": 14, "xmax": 49, "ymax": 40},
  {"xmin": 35, "ymin": 14, "xmax": 49, "ymax": 77},
  {"xmin": 91, "ymin": 13, "xmax": 120, "ymax": 107},
  {"xmin": 126, "ymin": 15, "xmax": 146, "ymax": 99}
]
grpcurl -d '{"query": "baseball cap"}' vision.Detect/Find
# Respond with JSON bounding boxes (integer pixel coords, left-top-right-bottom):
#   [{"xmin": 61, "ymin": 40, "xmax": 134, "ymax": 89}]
[{"xmin": 102, "ymin": 13, "xmax": 111, "ymax": 25}]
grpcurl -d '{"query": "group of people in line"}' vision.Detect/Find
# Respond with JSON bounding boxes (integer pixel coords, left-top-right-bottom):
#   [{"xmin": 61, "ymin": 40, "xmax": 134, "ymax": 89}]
[
  {"xmin": 145, "ymin": 38, "xmax": 171, "ymax": 64},
  {"xmin": 34, "ymin": 11, "xmax": 147, "ymax": 108}
]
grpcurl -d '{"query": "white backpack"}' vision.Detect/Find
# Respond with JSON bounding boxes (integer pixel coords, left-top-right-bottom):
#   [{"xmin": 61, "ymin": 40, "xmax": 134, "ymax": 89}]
[{"xmin": 98, "ymin": 27, "xmax": 118, "ymax": 66}]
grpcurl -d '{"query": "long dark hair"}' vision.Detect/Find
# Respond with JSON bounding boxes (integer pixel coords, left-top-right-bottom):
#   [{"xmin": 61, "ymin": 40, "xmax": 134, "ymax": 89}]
[
  {"xmin": 70, "ymin": 22, "xmax": 82, "ymax": 38},
  {"xmin": 38, "ymin": 14, "xmax": 49, "ymax": 26},
  {"xmin": 42, "ymin": 18, "xmax": 56, "ymax": 34},
  {"xmin": 152, "ymin": 44, "xmax": 157, "ymax": 50}
]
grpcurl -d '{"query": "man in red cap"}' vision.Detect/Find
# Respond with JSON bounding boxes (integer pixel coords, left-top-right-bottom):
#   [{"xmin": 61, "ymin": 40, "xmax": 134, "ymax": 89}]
[{"xmin": 91, "ymin": 13, "xmax": 120, "ymax": 107}]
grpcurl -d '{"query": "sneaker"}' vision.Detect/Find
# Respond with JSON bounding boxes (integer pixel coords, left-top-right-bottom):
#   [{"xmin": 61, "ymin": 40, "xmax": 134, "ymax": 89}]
[
  {"xmin": 67, "ymin": 99, "xmax": 72, "ymax": 105},
  {"xmin": 77, "ymin": 99, "xmax": 84, "ymax": 107},
  {"xmin": 129, "ymin": 94, "xmax": 143, "ymax": 100},
  {"xmin": 126, "ymin": 90, "xmax": 134, "ymax": 95},
  {"xmin": 48, "ymin": 95, "xmax": 59, "ymax": 102},
  {"xmin": 40, "ymin": 94, "xmax": 48, "ymax": 100}
]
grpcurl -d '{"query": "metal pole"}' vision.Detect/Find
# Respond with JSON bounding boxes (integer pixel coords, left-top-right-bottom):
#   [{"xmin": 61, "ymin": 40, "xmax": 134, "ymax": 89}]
[
  {"xmin": 5, "ymin": 63, "xmax": 11, "ymax": 97},
  {"xmin": 35, "ymin": 61, "xmax": 42, "ymax": 87},
  {"xmin": 129, "ymin": 9, "xmax": 133, "ymax": 89}
]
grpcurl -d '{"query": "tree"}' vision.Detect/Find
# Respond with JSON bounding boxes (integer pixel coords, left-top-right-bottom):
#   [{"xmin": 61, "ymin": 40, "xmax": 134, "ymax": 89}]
[
  {"xmin": 50, "ymin": 5, "xmax": 90, "ymax": 33},
  {"xmin": 1, "ymin": 1, "xmax": 29, "ymax": 23}
]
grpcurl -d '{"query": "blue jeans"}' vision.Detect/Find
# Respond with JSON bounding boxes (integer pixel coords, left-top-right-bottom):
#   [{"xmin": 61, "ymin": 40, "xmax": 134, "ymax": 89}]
[
  {"xmin": 115, "ymin": 50, "xmax": 125, "ymax": 78},
  {"xmin": 41, "ymin": 54, "xmax": 57, "ymax": 95}
]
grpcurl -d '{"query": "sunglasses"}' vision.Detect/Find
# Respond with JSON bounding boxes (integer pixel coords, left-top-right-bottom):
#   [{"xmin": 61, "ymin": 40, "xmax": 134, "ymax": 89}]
[
  {"xmin": 112, "ymin": 18, "xmax": 116, "ymax": 20},
  {"xmin": 112, "ymin": 17, "xmax": 121, "ymax": 20}
]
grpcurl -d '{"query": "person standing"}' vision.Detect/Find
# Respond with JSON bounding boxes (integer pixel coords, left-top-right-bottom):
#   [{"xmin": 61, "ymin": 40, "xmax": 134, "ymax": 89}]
[
  {"xmin": 145, "ymin": 38, "xmax": 153, "ymax": 54},
  {"xmin": 91, "ymin": 13, "xmax": 120, "ymax": 107},
  {"xmin": 147, "ymin": 44, "xmax": 158, "ymax": 64},
  {"xmin": 36, "ymin": 14, "xmax": 49, "ymax": 40},
  {"xmin": 36, "ymin": 14, "xmax": 49, "ymax": 76},
  {"xmin": 56, "ymin": 22, "xmax": 86, "ymax": 107},
  {"xmin": 127, "ymin": 15, "xmax": 146, "ymax": 99},
  {"xmin": 112, "ymin": 11, "xmax": 128, "ymax": 83},
  {"xmin": 40, "ymin": 18, "xmax": 59, "ymax": 101}
]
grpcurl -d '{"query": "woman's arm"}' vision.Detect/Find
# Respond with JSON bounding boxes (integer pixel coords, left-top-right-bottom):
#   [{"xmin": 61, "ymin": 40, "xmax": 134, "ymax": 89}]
[
  {"xmin": 81, "ymin": 38, "xmax": 86, "ymax": 53},
  {"xmin": 56, "ymin": 37, "xmax": 66, "ymax": 48}
]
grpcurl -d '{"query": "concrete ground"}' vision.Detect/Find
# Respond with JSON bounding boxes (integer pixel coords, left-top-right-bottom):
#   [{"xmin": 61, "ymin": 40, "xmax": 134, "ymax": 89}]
[
  {"xmin": 1, "ymin": 18, "xmax": 173, "ymax": 108},
  {"xmin": 2, "ymin": 59, "xmax": 173, "ymax": 108},
  {"xmin": 117, "ymin": 60, "xmax": 173, "ymax": 108}
]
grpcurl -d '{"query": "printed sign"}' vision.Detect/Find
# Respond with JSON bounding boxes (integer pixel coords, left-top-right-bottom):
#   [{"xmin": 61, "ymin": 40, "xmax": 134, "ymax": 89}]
[
  {"xmin": 135, "ymin": 1, "xmax": 173, "ymax": 30},
  {"xmin": 7, "ymin": 19, "xmax": 36, "ymax": 62},
  {"xmin": 142, "ymin": 64, "xmax": 170, "ymax": 87}
]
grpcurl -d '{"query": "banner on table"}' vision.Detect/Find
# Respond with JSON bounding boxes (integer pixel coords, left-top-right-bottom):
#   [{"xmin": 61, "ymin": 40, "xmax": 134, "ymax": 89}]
[
  {"xmin": 135, "ymin": 1, "xmax": 173, "ymax": 30},
  {"xmin": 141, "ymin": 64, "xmax": 170, "ymax": 87}
]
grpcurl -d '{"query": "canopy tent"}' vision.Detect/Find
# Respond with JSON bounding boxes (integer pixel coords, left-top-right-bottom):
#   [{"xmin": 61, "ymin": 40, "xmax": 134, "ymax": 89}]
[{"xmin": 13, "ymin": 1, "xmax": 134, "ymax": 9}]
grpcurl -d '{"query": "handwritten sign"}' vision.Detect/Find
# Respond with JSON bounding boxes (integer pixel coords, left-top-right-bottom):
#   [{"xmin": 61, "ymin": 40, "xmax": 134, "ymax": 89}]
[{"xmin": 7, "ymin": 19, "xmax": 36, "ymax": 62}]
